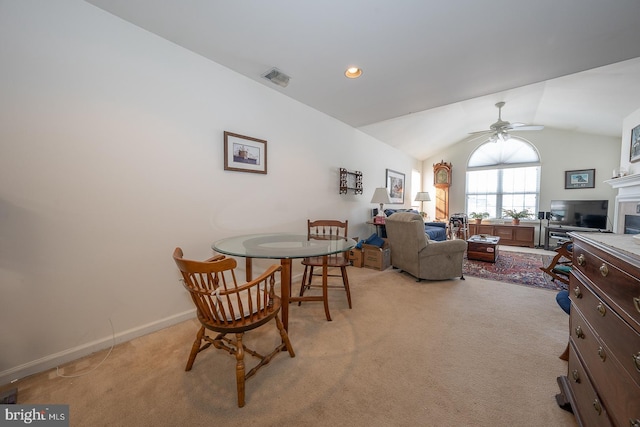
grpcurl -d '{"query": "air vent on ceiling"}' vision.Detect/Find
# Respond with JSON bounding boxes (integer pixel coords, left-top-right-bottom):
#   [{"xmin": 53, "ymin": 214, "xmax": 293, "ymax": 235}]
[{"xmin": 261, "ymin": 67, "xmax": 290, "ymax": 88}]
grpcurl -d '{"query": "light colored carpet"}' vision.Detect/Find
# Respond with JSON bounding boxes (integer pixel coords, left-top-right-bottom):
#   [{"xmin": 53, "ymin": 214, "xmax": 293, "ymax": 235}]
[{"xmin": 4, "ymin": 263, "xmax": 577, "ymax": 427}]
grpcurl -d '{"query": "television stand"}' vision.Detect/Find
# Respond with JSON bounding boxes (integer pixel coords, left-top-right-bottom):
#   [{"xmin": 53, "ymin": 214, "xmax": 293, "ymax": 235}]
[{"xmin": 543, "ymin": 225, "xmax": 602, "ymax": 250}]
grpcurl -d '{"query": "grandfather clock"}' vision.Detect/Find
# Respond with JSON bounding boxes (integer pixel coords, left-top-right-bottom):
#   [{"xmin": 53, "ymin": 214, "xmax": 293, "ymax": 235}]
[{"xmin": 433, "ymin": 161, "xmax": 451, "ymax": 221}]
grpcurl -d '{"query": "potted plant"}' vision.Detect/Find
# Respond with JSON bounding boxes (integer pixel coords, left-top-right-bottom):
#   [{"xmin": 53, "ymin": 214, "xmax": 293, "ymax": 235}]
[
  {"xmin": 502, "ymin": 209, "xmax": 532, "ymax": 225},
  {"xmin": 469, "ymin": 212, "xmax": 490, "ymax": 224}
]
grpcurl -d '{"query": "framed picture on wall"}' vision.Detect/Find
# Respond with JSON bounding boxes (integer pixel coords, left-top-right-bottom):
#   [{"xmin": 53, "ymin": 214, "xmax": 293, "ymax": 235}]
[
  {"xmin": 630, "ymin": 124, "xmax": 640, "ymax": 163},
  {"xmin": 224, "ymin": 131, "xmax": 267, "ymax": 174},
  {"xmin": 565, "ymin": 169, "xmax": 595, "ymax": 189},
  {"xmin": 386, "ymin": 169, "xmax": 405, "ymax": 204}
]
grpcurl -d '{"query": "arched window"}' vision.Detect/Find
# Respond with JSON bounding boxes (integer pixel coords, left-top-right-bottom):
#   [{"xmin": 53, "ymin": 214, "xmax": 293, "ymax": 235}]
[{"xmin": 466, "ymin": 137, "xmax": 540, "ymax": 219}]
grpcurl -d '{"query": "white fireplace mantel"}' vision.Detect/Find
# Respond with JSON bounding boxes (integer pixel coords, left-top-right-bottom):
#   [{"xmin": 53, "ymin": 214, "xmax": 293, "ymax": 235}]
[{"xmin": 605, "ymin": 173, "xmax": 640, "ymax": 190}]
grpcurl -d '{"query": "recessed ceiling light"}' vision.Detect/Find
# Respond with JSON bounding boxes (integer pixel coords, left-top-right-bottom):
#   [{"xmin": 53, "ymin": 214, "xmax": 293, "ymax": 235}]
[{"xmin": 345, "ymin": 67, "xmax": 362, "ymax": 79}]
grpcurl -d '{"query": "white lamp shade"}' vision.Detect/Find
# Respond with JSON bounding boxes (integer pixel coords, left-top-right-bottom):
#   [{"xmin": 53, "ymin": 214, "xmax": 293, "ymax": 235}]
[
  {"xmin": 371, "ymin": 187, "xmax": 391, "ymax": 217},
  {"xmin": 414, "ymin": 192, "xmax": 431, "ymax": 202},
  {"xmin": 370, "ymin": 187, "xmax": 391, "ymax": 204}
]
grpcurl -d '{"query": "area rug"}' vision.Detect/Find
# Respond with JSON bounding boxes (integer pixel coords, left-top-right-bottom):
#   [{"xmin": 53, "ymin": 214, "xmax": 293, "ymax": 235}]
[{"xmin": 463, "ymin": 251, "xmax": 565, "ymax": 291}]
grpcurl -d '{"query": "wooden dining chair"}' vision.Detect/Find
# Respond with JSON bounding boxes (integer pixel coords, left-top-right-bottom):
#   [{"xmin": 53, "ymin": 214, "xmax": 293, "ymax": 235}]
[
  {"xmin": 172, "ymin": 248, "xmax": 295, "ymax": 408},
  {"xmin": 297, "ymin": 220, "xmax": 352, "ymax": 321},
  {"xmin": 540, "ymin": 241, "xmax": 573, "ymax": 286}
]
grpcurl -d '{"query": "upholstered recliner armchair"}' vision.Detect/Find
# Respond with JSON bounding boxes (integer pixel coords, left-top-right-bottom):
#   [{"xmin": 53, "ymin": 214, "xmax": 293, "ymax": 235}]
[{"xmin": 385, "ymin": 212, "xmax": 467, "ymax": 281}]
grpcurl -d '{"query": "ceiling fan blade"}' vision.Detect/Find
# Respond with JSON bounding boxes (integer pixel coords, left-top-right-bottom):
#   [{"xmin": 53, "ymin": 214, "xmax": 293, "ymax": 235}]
[
  {"xmin": 507, "ymin": 124, "xmax": 544, "ymax": 131},
  {"xmin": 466, "ymin": 132, "xmax": 493, "ymax": 143},
  {"xmin": 469, "ymin": 102, "xmax": 544, "ymax": 136}
]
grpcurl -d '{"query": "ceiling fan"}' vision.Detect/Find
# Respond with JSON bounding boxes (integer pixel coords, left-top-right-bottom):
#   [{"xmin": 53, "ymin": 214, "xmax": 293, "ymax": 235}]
[{"xmin": 470, "ymin": 101, "xmax": 544, "ymax": 142}]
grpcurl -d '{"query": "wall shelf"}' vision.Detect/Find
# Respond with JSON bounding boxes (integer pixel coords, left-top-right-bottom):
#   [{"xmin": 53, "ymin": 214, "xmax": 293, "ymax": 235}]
[{"xmin": 339, "ymin": 168, "xmax": 363, "ymax": 194}]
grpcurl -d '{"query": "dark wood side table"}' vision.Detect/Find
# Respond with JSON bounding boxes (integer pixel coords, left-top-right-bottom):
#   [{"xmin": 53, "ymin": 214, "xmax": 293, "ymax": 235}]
[{"xmin": 466, "ymin": 235, "xmax": 500, "ymax": 263}]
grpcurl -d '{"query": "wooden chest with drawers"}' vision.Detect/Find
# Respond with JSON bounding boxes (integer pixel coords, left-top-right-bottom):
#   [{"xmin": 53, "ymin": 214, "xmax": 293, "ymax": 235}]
[{"xmin": 556, "ymin": 232, "xmax": 640, "ymax": 427}]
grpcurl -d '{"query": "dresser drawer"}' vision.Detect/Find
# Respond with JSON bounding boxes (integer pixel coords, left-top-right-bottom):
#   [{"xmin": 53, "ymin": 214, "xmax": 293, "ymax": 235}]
[
  {"xmin": 570, "ymin": 305, "xmax": 640, "ymax": 426},
  {"xmin": 571, "ymin": 274, "xmax": 640, "ymax": 387},
  {"xmin": 572, "ymin": 240, "xmax": 640, "ymax": 331},
  {"xmin": 566, "ymin": 341, "xmax": 613, "ymax": 427}
]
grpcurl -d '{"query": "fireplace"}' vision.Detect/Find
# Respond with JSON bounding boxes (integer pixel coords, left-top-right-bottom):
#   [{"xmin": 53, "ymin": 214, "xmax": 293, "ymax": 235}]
[
  {"xmin": 606, "ymin": 173, "xmax": 640, "ymax": 234},
  {"xmin": 625, "ymin": 214, "xmax": 640, "ymax": 234}
]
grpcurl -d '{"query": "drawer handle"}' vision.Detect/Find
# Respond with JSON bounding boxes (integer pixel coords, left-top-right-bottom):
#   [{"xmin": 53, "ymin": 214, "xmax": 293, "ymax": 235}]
[
  {"xmin": 630, "ymin": 419, "xmax": 640, "ymax": 427},
  {"xmin": 577, "ymin": 254, "xmax": 586, "ymax": 266},
  {"xmin": 573, "ymin": 286, "xmax": 582, "ymax": 298},
  {"xmin": 598, "ymin": 346, "xmax": 607, "ymax": 362},
  {"xmin": 571, "ymin": 369, "xmax": 581, "ymax": 383},
  {"xmin": 599, "ymin": 263, "xmax": 609, "ymax": 277},
  {"xmin": 633, "ymin": 353, "xmax": 640, "ymax": 372},
  {"xmin": 634, "ymin": 297, "xmax": 640, "ymax": 314},
  {"xmin": 593, "ymin": 398, "xmax": 602, "ymax": 415},
  {"xmin": 596, "ymin": 303, "xmax": 606, "ymax": 317},
  {"xmin": 575, "ymin": 325, "xmax": 585, "ymax": 339}
]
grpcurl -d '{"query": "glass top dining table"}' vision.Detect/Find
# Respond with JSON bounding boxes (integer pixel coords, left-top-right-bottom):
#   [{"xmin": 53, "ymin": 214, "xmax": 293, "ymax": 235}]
[{"xmin": 212, "ymin": 233, "xmax": 356, "ymax": 330}]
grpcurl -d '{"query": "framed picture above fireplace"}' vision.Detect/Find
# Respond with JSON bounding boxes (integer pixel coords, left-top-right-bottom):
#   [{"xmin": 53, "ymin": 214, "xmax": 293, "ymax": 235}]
[{"xmin": 630, "ymin": 124, "xmax": 640, "ymax": 163}]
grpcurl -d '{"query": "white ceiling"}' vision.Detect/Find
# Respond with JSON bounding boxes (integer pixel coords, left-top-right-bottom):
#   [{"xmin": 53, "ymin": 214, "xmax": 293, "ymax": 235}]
[{"xmin": 85, "ymin": 0, "xmax": 640, "ymax": 160}]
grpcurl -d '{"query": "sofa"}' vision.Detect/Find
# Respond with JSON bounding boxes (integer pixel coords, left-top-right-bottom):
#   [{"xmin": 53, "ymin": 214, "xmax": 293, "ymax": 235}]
[
  {"xmin": 385, "ymin": 212, "xmax": 467, "ymax": 281},
  {"xmin": 373, "ymin": 209, "xmax": 447, "ymax": 241}
]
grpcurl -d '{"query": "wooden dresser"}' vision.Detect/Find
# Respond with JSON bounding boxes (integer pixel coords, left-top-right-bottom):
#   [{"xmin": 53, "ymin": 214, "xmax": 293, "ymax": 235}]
[
  {"xmin": 556, "ymin": 232, "xmax": 640, "ymax": 427},
  {"xmin": 468, "ymin": 223, "xmax": 534, "ymax": 247}
]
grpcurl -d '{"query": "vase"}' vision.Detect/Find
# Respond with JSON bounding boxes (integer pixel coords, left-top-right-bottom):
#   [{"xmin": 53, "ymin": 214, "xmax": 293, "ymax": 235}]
[{"xmin": 512, "ymin": 218, "xmax": 520, "ymax": 225}]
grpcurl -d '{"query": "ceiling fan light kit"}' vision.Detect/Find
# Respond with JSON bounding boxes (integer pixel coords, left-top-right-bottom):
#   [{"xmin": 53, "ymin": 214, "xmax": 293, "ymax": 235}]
[{"xmin": 489, "ymin": 130, "xmax": 510, "ymax": 143}]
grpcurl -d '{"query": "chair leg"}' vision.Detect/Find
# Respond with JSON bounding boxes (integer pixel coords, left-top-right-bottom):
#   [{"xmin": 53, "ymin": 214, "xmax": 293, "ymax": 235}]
[
  {"xmin": 341, "ymin": 266, "xmax": 352, "ymax": 309},
  {"xmin": 185, "ymin": 326, "xmax": 205, "ymax": 371},
  {"xmin": 298, "ymin": 265, "xmax": 309, "ymax": 305},
  {"xmin": 307, "ymin": 266, "xmax": 314, "ymax": 286},
  {"xmin": 235, "ymin": 332, "xmax": 246, "ymax": 408},
  {"xmin": 559, "ymin": 342, "xmax": 569, "ymax": 361},
  {"xmin": 298, "ymin": 265, "xmax": 313, "ymax": 307},
  {"xmin": 275, "ymin": 315, "xmax": 295, "ymax": 357},
  {"xmin": 322, "ymin": 262, "xmax": 331, "ymax": 321}
]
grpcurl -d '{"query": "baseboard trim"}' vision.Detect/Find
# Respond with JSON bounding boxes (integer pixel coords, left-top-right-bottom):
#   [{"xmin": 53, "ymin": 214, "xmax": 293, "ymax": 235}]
[
  {"xmin": 1, "ymin": 272, "xmax": 305, "ymax": 387},
  {"xmin": 0, "ymin": 309, "xmax": 196, "ymax": 387}
]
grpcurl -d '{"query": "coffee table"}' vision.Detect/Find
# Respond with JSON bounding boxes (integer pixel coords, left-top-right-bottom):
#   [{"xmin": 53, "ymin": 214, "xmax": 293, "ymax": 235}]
[{"xmin": 467, "ymin": 235, "xmax": 500, "ymax": 263}]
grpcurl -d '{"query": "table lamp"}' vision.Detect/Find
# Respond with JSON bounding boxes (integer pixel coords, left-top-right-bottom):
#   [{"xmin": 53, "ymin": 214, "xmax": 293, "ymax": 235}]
[
  {"xmin": 414, "ymin": 191, "xmax": 431, "ymax": 218},
  {"xmin": 371, "ymin": 187, "xmax": 391, "ymax": 217}
]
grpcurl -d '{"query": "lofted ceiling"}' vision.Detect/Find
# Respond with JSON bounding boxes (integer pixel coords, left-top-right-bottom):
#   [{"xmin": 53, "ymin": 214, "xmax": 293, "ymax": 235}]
[{"xmin": 85, "ymin": 0, "xmax": 640, "ymax": 160}]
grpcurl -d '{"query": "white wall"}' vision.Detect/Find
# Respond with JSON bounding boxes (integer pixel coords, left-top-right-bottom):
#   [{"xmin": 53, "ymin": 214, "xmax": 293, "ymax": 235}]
[
  {"xmin": 421, "ymin": 128, "xmax": 620, "ymax": 238},
  {"xmin": 0, "ymin": 0, "xmax": 419, "ymax": 383},
  {"xmin": 621, "ymin": 107, "xmax": 640, "ymax": 175}
]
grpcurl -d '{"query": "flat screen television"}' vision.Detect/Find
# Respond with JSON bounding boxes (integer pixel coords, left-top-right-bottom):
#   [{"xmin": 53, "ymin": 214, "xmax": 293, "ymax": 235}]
[{"xmin": 549, "ymin": 199, "xmax": 609, "ymax": 230}]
